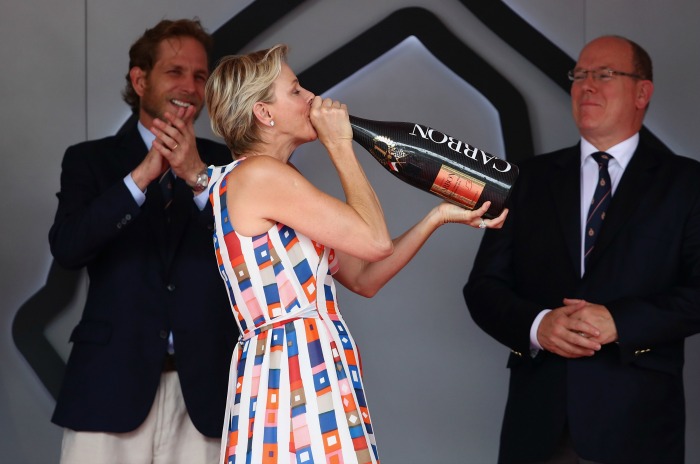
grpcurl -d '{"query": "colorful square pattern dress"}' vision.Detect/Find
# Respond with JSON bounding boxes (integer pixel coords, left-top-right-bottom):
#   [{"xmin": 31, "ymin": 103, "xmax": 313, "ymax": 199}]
[{"xmin": 209, "ymin": 160, "xmax": 380, "ymax": 464}]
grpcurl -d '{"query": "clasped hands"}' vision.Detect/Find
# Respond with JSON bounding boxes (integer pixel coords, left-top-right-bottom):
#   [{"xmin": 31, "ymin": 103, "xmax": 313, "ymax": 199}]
[
  {"xmin": 132, "ymin": 106, "xmax": 206, "ymax": 191},
  {"xmin": 537, "ymin": 298, "xmax": 618, "ymax": 358}
]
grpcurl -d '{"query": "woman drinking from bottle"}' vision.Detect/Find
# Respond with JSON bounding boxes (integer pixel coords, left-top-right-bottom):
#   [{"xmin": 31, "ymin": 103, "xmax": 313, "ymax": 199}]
[{"xmin": 154, "ymin": 43, "xmax": 507, "ymax": 463}]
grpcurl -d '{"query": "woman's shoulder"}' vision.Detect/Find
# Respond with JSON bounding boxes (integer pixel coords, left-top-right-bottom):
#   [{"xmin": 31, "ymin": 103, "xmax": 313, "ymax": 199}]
[{"xmin": 231, "ymin": 155, "xmax": 299, "ymax": 183}]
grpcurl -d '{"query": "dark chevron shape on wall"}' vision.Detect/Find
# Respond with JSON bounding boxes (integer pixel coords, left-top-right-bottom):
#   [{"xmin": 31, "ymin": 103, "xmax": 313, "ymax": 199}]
[
  {"xmin": 15, "ymin": 0, "xmax": 669, "ymax": 399},
  {"xmin": 294, "ymin": 7, "xmax": 533, "ymax": 163},
  {"xmin": 12, "ymin": 263, "xmax": 82, "ymax": 398},
  {"xmin": 210, "ymin": 0, "xmax": 306, "ymax": 62},
  {"xmin": 458, "ymin": 0, "xmax": 668, "ymax": 152}
]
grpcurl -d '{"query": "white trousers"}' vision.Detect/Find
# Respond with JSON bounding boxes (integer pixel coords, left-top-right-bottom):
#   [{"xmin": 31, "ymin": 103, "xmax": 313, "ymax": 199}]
[{"xmin": 60, "ymin": 372, "xmax": 219, "ymax": 464}]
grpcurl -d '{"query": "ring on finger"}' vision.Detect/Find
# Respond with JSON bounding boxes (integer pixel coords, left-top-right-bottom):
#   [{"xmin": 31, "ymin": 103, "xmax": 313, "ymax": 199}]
[
  {"xmin": 171, "ymin": 143, "xmax": 178, "ymax": 150},
  {"xmin": 479, "ymin": 218, "xmax": 487, "ymax": 229}
]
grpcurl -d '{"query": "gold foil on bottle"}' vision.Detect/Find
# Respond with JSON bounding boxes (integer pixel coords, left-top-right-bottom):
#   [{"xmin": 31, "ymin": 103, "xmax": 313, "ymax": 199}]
[
  {"xmin": 431, "ymin": 165, "xmax": 484, "ymax": 209},
  {"xmin": 371, "ymin": 136, "xmax": 407, "ymax": 172}
]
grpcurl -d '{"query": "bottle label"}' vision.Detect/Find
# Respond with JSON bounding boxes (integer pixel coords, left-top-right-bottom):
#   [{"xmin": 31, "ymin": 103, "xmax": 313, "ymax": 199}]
[
  {"xmin": 370, "ymin": 135, "xmax": 407, "ymax": 172},
  {"xmin": 431, "ymin": 165, "xmax": 484, "ymax": 209}
]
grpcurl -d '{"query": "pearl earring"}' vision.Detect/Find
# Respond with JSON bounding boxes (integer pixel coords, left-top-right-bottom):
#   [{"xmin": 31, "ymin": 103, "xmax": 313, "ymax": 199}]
[{"xmin": 270, "ymin": 120, "xmax": 275, "ymax": 127}]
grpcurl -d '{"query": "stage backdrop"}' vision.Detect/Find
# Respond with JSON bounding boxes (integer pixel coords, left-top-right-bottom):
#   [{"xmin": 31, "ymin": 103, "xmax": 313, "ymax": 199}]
[{"xmin": 1, "ymin": 1, "xmax": 699, "ymax": 463}]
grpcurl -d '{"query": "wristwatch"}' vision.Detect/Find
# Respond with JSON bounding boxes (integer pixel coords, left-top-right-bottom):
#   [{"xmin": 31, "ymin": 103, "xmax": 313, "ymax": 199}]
[{"xmin": 191, "ymin": 169, "xmax": 209, "ymax": 193}]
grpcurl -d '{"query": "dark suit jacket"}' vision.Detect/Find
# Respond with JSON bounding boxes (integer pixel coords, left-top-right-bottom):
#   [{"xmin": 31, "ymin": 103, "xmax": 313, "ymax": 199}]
[
  {"xmin": 464, "ymin": 135, "xmax": 700, "ymax": 464},
  {"xmin": 49, "ymin": 120, "xmax": 238, "ymax": 437}
]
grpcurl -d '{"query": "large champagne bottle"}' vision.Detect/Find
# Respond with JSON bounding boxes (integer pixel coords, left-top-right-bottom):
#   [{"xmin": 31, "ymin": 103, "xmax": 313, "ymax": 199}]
[{"xmin": 349, "ymin": 115, "xmax": 518, "ymax": 219}]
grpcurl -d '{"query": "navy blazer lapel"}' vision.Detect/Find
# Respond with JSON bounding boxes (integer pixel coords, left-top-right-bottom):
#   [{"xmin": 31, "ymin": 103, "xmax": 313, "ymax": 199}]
[
  {"xmin": 145, "ymin": 178, "xmax": 171, "ymax": 268},
  {"xmin": 164, "ymin": 136, "xmax": 220, "ymax": 268},
  {"xmin": 586, "ymin": 140, "xmax": 659, "ymax": 269},
  {"xmin": 116, "ymin": 121, "xmax": 172, "ymax": 268},
  {"xmin": 163, "ymin": 178, "xmax": 193, "ymax": 267},
  {"xmin": 549, "ymin": 146, "xmax": 583, "ymax": 276},
  {"xmin": 116, "ymin": 120, "xmax": 149, "ymax": 173}
]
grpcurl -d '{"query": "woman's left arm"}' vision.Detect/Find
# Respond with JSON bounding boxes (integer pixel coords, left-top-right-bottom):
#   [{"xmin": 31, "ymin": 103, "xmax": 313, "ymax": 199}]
[{"xmin": 333, "ymin": 201, "xmax": 508, "ymax": 297}]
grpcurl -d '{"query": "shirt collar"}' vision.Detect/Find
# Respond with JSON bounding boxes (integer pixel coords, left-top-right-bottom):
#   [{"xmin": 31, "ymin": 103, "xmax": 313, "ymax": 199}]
[
  {"xmin": 580, "ymin": 133, "xmax": 639, "ymax": 170},
  {"xmin": 137, "ymin": 120, "xmax": 156, "ymax": 149}
]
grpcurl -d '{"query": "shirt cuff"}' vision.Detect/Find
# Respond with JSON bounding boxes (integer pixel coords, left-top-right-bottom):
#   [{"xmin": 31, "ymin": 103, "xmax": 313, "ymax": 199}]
[
  {"xmin": 193, "ymin": 188, "xmax": 208, "ymax": 211},
  {"xmin": 124, "ymin": 173, "xmax": 146, "ymax": 206},
  {"xmin": 530, "ymin": 309, "xmax": 551, "ymax": 352}
]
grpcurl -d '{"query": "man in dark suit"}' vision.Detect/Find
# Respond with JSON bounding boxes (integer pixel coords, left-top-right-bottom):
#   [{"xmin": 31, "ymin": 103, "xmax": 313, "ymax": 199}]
[
  {"xmin": 464, "ymin": 35, "xmax": 700, "ymax": 464},
  {"xmin": 49, "ymin": 19, "xmax": 237, "ymax": 463}
]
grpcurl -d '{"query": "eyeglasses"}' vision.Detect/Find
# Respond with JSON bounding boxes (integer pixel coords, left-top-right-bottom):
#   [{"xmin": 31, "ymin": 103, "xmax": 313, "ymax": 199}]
[{"xmin": 568, "ymin": 67, "xmax": 645, "ymax": 83}]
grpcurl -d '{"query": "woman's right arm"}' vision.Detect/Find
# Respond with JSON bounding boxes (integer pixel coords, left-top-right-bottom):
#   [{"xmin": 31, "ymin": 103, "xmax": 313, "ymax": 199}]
[
  {"xmin": 226, "ymin": 97, "xmax": 393, "ymax": 262},
  {"xmin": 310, "ymin": 97, "xmax": 393, "ymax": 259},
  {"xmin": 226, "ymin": 154, "xmax": 392, "ymax": 262}
]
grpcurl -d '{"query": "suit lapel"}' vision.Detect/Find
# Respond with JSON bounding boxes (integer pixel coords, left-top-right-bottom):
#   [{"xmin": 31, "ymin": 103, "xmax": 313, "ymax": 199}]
[
  {"xmin": 549, "ymin": 147, "xmax": 583, "ymax": 276},
  {"xmin": 585, "ymin": 141, "xmax": 659, "ymax": 269},
  {"xmin": 164, "ymin": 137, "xmax": 217, "ymax": 267},
  {"xmin": 164, "ymin": 137, "xmax": 217, "ymax": 268},
  {"xmin": 146, "ymin": 178, "xmax": 172, "ymax": 268},
  {"xmin": 163, "ymin": 178, "xmax": 193, "ymax": 268},
  {"xmin": 116, "ymin": 121, "xmax": 149, "ymax": 174},
  {"xmin": 117, "ymin": 121, "xmax": 173, "ymax": 269}
]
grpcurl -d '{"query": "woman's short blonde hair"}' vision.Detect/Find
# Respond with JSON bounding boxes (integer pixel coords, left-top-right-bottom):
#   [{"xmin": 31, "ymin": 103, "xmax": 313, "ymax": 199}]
[{"xmin": 206, "ymin": 44, "xmax": 289, "ymax": 155}]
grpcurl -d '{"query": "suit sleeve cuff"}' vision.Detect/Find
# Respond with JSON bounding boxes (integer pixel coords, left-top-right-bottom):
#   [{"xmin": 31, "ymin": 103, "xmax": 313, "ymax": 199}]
[{"xmin": 530, "ymin": 309, "xmax": 551, "ymax": 352}]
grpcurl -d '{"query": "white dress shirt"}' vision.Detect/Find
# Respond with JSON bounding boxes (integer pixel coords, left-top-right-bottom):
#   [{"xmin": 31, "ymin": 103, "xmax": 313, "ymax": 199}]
[{"xmin": 529, "ymin": 134, "xmax": 639, "ymax": 351}]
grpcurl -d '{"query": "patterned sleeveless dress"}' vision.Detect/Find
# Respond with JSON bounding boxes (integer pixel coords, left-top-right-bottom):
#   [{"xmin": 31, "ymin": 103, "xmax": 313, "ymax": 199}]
[{"xmin": 209, "ymin": 160, "xmax": 380, "ymax": 464}]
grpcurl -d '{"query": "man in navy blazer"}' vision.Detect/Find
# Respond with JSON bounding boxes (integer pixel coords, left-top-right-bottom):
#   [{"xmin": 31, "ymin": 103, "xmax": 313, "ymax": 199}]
[
  {"xmin": 49, "ymin": 19, "xmax": 237, "ymax": 463},
  {"xmin": 464, "ymin": 36, "xmax": 700, "ymax": 463}
]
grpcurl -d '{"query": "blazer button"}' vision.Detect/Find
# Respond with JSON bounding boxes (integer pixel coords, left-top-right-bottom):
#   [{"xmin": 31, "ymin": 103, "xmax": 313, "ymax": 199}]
[
  {"xmin": 159, "ymin": 330, "xmax": 168, "ymax": 339},
  {"xmin": 166, "ymin": 283, "xmax": 176, "ymax": 292}
]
